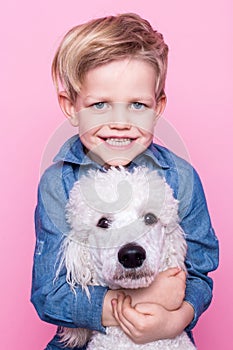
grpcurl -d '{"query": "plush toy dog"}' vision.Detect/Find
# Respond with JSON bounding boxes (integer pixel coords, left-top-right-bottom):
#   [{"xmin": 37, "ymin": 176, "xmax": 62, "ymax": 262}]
[{"xmin": 56, "ymin": 166, "xmax": 196, "ymax": 349}]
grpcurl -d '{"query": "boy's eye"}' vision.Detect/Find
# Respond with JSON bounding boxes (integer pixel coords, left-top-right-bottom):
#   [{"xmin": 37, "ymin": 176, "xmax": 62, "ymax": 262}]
[
  {"xmin": 131, "ymin": 102, "xmax": 146, "ymax": 110},
  {"xmin": 92, "ymin": 102, "xmax": 108, "ymax": 110}
]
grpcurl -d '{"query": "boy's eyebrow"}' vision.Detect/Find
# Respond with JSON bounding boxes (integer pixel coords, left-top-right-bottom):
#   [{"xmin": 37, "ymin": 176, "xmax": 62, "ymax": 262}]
[
  {"xmin": 83, "ymin": 95, "xmax": 155, "ymax": 103},
  {"xmin": 129, "ymin": 96, "xmax": 155, "ymax": 104}
]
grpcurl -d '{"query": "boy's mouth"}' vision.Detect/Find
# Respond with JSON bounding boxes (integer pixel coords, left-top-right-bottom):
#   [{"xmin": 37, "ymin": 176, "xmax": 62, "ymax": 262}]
[{"xmin": 104, "ymin": 137, "xmax": 134, "ymax": 147}]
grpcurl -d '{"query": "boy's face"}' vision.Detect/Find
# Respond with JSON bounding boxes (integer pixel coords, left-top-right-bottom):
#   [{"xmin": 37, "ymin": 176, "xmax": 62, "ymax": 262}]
[{"xmin": 60, "ymin": 59, "xmax": 166, "ymax": 166}]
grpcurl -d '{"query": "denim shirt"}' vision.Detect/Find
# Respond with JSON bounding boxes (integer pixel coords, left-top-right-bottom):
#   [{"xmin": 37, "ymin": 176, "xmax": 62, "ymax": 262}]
[{"xmin": 31, "ymin": 135, "xmax": 219, "ymax": 349}]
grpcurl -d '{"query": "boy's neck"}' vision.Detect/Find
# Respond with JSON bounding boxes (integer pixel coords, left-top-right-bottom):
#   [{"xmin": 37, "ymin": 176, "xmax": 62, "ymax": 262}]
[{"xmin": 83, "ymin": 146, "xmax": 132, "ymax": 169}]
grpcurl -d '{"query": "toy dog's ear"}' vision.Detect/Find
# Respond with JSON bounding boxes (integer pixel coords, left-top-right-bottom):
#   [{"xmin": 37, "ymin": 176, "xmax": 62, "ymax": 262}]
[
  {"xmin": 160, "ymin": 224, "xmax": 187, "ymax": 271},
  {"xmin": 57, "ymin": 236, "xmax": 94, "ymax": 299}
]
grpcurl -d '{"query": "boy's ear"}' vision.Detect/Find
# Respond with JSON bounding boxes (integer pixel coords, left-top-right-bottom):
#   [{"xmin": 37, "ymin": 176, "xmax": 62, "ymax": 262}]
[
  {"xmin": 58, "ymin": 92, "xmax": 79, "ymax": 127},
  {"xmin": 154, "ymin": 94, "xmax": 167, "ymax": 121}
]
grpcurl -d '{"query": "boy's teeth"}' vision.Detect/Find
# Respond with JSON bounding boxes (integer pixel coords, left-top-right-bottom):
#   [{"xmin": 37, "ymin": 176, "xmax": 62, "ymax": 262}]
[{"xmin": 105, "ymin": 138, "xmax": 132, "ymax": 146}]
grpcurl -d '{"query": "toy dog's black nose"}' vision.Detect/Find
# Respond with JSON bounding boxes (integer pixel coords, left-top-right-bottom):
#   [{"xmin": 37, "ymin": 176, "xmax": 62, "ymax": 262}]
[{"xmin": 118, "ymin": 243, "xmax": 146, "ymax": 269}]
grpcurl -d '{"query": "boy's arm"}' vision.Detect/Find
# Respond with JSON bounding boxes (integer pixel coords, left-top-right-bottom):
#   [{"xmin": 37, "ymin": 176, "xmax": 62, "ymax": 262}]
[
  {"xmin": 180, "ymin": 168, "xmax": 219, "ymax": 330},
  {"xmin": 31, "ymin": 166, "xmax": 185, "ymax": 333},
  {"xmin": 31, "ymin": 168, "xmax": 107, "ymax": 333}
]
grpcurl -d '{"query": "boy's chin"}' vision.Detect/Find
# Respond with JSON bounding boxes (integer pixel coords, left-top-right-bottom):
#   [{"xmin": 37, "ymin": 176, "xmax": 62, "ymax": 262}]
[
  {"xmin": 84, "ymin": 148, "xmax": 134, "ymax": 167},
  {"xmin": 84, "ymin": 144, "xmax": 148, "ymax": 167}
]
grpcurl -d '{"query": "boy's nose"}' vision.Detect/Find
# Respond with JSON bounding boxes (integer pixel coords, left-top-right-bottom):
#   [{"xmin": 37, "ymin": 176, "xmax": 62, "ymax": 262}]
[
  {"xmin": 109, "ymin": 121, "xmax": 131, "ymax": 129},
  {"xmin": 108, "ymin": 103, "xmax": 131, "ymax": 129}
]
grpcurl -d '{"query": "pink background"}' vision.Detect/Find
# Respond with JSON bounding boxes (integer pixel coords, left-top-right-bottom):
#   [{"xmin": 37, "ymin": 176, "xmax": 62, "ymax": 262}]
[{"xmin": 1, "ymin": 0, "xmax": 232, "ymax": 348}]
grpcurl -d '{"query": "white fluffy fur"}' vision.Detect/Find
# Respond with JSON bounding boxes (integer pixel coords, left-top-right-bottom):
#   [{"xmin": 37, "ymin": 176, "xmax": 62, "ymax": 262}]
[{"xmin": 56, "ymin": 167, "xmax": 196, "ymax": 349}]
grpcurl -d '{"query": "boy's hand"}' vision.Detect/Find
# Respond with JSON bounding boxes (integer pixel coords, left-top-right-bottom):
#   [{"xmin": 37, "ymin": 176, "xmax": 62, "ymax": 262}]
[
  {"xmin": 112, "ymin": 294, "xmax": 171, "ymax": 343},
  {"xmin": 126, "ymin": 267, "xmax": 186, "ymax": 311},
  {"xmin": 102, "ymin": 267, "xmax": 186, "ymax": 327},
  {"xmin": 150, "ymin": 267, "xmax": 186, "ymax": 310},
  {"xmin": 111, "ymin": 294, "xmax": 194, "ymax": 344}
]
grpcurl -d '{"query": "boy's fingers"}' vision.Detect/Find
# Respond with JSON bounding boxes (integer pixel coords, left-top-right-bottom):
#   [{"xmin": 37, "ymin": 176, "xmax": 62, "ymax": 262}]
[
  {"xmin": 117, "ymin": 294, "xmax": 136, "ymax": 325},
  {"xmin": 112, "ymin": 299, "xmax": 131, "ymax": 336},
  {"xmin": 118, "ymin": 295, "xmax": 150, "ymax": 329},
  {"xmin": 112, "ymin": 295, "xmax": 137, "ymax": 336}
]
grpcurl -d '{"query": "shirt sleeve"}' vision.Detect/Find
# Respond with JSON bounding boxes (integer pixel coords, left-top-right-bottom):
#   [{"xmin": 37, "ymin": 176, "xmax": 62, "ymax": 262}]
[
  {"xmin": 31, "ymin": 165, "xmax": 107, "ymax": 332},
  {"xmin": 178, "ymin": 167, "xmax": 219, "ymax": 331}
]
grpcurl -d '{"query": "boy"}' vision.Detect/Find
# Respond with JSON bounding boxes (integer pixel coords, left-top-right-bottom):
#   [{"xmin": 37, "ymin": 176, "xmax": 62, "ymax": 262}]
[{"xmin": 31, "ymin": 13, "xmax": 219, "ymax": 349}]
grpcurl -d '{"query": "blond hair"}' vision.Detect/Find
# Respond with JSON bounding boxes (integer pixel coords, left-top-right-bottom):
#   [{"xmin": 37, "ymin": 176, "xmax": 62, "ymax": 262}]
[{"xmin": 52, "ymin": 13, "xmax": 168, "ymax": 102}]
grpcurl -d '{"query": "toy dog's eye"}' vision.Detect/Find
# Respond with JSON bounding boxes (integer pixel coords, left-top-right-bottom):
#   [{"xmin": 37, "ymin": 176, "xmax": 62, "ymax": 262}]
[
  {"xmin": 144, "ymin": 213, "xmax": 158, "ymax": 225},
  {"xmin": 97, "ymin": 217, "xmax": 111, "ymax": 229}
]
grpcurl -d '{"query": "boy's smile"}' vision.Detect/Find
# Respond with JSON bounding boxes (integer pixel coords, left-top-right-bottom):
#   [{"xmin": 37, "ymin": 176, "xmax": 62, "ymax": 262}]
[{"xmin": 59, "ymin": 59, "xmax": 166, "ymax": 166}]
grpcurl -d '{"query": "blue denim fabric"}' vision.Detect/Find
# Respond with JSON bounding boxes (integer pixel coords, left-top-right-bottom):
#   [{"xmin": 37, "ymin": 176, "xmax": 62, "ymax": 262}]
[{"xmin": 31, "ymin": 135, "xmax": 219, "ymax": 348}]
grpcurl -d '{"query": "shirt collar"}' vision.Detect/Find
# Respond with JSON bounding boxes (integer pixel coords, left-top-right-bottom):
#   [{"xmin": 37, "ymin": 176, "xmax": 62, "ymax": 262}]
[
  {"xmin": 135, "ymin": 143, "xmax": 170, "ymax": 169},
  {"xmin": 53, "ymin": 135, "xmax": 93, "ymax": 165},
  {"xmin": 53, "ymin": 135, "xmax": 170, "ymax": 169}
]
